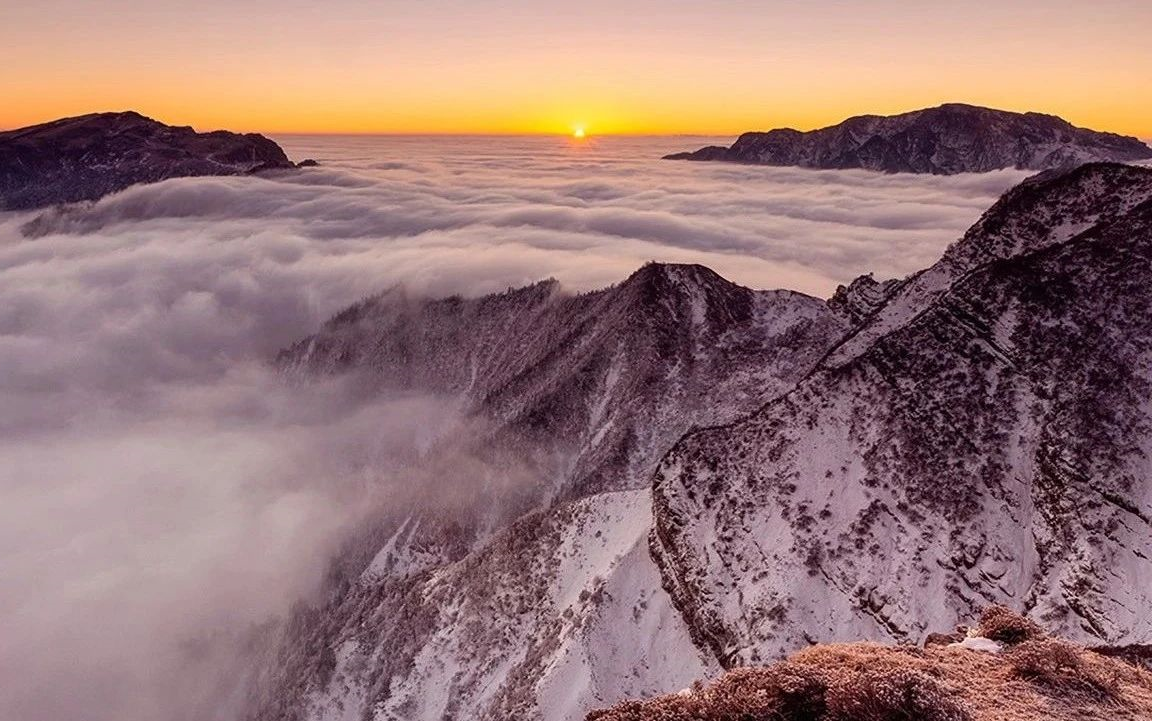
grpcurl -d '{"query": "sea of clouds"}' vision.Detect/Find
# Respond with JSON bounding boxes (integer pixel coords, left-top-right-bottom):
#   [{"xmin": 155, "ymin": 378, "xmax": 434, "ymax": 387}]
[{"xmin": 0, "ymin": 135, "xmax": 1029, "ymax": 721}]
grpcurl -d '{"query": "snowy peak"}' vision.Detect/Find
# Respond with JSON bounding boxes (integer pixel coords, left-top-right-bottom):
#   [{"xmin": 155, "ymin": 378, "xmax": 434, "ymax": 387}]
[
  {"xmin": 280, "ymin": 263, "xmax": 848, "ymax": 498},
  {"xmin": 614, "ymin": 263, "xmax": 756, "ymax": 331},
  {"xmin": 665, "ymin": 104, "xmax": 1152, "ymax": 174}
]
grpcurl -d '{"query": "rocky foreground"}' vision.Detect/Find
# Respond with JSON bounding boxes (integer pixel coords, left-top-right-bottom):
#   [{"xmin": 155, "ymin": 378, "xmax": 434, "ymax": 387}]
[
  {"xmin": 0, "ymin": 111, "xmax": 300, "ymax": 210},
  {"xmin": 589, "ymin": 607, "xmax": 1152, "ymax": 721},
  {"xmin": 665, "ymin": 103, "xmax": 1152, "ymax": 174}
]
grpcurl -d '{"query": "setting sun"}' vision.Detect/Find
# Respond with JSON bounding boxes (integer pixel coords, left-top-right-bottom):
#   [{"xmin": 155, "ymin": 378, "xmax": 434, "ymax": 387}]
[{"xmin": 573, "ymin": 126, "xmax": 586, "ymax": 139}]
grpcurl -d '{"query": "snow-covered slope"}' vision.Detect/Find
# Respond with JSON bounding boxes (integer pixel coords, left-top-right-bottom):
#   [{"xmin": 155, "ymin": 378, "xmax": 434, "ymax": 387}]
[
  {"xmin": 665, "ymin": 104, "xmax": 1152, "ymax": 174},
  {"xmin": 651, "ymin": 163, "xmax": 1152, "ymax": 667},
  {"xmin": 301, "ymin": 491, "xmax": 715, "ymax": 721}
]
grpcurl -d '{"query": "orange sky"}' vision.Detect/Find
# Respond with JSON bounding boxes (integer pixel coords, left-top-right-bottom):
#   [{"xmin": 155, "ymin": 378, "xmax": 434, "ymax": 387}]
[{"xmin": 2, "ymin": 0, "xmax": 1150, "ymax": 137}]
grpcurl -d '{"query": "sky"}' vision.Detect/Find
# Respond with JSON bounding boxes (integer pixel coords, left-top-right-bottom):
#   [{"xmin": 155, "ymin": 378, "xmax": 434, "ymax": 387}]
[{"xmin": 2, "ymin": 0, "xmax": 1151, "ymax": 136}]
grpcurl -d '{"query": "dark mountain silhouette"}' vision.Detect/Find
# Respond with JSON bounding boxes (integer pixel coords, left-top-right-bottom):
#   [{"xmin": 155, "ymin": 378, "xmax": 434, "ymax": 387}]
[
  {"xmin": 0, "ymin": 111, "xmax": 298, "ymax": 210},
  {"xmin": 665, "ymin": 104, "xmax": 1152, "ymax": 174}
]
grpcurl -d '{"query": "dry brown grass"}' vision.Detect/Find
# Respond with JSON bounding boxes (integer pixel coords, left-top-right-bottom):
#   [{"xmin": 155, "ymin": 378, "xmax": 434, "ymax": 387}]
[
  {"xmin": 588, "ymin": 609, "xmax": 1152, "ymax": 721},
  {"xmin": 976, "ymin": 605, "xmax": 1045, "ymax": 645}
]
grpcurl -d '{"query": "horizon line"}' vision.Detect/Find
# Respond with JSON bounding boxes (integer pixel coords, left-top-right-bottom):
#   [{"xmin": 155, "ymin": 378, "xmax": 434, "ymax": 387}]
[{"xmin": 267, "ymin": 131, "xmax": 739, "ymax": 137}]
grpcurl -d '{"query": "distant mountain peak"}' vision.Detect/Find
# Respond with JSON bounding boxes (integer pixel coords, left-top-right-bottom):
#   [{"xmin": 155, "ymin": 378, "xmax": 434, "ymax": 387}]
[
  {"xmin": 665, "ymin": 104, "xmax": 1152, "ymax": 174},
  {"xmin": 0, "ymin": 110, "xmax": 299, "ymax": 211}
]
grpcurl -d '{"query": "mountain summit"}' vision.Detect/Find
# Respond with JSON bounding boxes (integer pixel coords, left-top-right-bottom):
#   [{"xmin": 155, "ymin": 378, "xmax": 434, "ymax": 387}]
[
  {"xmin": 665, "ymin": 104, "xmax": 1152, "ymax": 174},
  {"xmin": 255, "ymin": 263, "xmax": 846, "ymax": 721},
  {"xmin": 0, "ymin": 111, "xmax": 299, "ymax": 210}
]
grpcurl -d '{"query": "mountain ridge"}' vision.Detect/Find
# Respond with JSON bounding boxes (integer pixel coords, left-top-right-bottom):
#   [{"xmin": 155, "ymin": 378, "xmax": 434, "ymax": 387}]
[
  {"xmin": 277, "ymin": 261, "xmax": 846, "ymax": 500},
  {"xmin": 650, "ymin": 163, "xmax": 1152, "ymax": 670},
  {"xmin": 665, "ymin": 104, "xmax": 1152, "ymax": 174},
  {"xmin": 252, "ymin": 262, "xmax": 847, "ymax": 721}
]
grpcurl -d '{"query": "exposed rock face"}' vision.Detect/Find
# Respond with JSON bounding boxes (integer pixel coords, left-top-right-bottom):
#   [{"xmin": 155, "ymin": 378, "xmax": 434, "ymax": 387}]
[
  {"xmin": 665, "ymin": 104, "xmax": 1152, "ymax": 174},
  {"xmin": 0, "ymin": 111, "xmax": 296, "ymax": 210},
  {"xmin": 827, "ymin": 273, "xmax": 907, "ymax": 325},
  {"xmin": 650, "ymin": 163, "xmax": 1152, "ymax": 668},
  {"xmin": 253, "ymin": 264, "xmax": 847, "ymax": 721}
]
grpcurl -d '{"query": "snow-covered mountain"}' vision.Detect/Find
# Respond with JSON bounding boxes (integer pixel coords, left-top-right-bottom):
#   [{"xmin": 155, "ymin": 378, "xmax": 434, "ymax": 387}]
[
  {"xmin": 665, "ymin": 104, "xmax": 1152, "ymax": 174},
  {"xmin": 0, "ymin": 111, "xmax": 298, "ymax": 211},
  {"xmin": 277, "ymin": 263, "xmax": 845, "ymax": 502},
  {"xmin": 651, "ymin": 162, "xmax": 1152, "ymax": 667},
  {"xmin": 248, "ymin": 162, "xmax": 1152, "ymax": 721},
  {"xmin": 252, "ymin": 264, "xmax": 846, "ymax": 721}
]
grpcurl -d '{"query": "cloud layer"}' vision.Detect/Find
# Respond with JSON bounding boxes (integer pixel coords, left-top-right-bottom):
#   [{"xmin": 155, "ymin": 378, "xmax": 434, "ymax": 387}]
[
  {"xmin": 0, "ymin": 135, "xmax": 1028, "ymax": 721},
  {"xmin": 20, "ymin": 135, "xmax": 1028, "ymax": 298}
]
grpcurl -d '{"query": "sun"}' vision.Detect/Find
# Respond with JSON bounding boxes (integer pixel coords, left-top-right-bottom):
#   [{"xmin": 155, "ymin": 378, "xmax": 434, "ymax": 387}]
[{"xmin": 572, "ymin": 126, "xmax": 586, "ymax": 139}]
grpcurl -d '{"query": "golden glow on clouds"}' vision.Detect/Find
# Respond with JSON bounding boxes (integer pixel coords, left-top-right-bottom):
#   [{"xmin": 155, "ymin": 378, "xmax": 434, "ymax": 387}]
[{"xmin": 1, "ymin": 1, "xmax": 1150, "ymax": 137}]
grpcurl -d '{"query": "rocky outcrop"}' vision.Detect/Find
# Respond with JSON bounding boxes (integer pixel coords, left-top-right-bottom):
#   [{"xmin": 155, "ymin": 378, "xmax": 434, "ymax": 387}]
[
  {"xmin": 665, "ymin": 104, "xmax": 1152, "ymax": 174},
  {"xmin": 0, "ymin": 111, "xmax": 297, "ymax": 210},
  {"xmin": 650, "ymin": 163, "xmax": 1152, "ymax": 668},
  {"xmin": 827, "ymin": 273, "xmax": 907, "ymax": 325}
]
